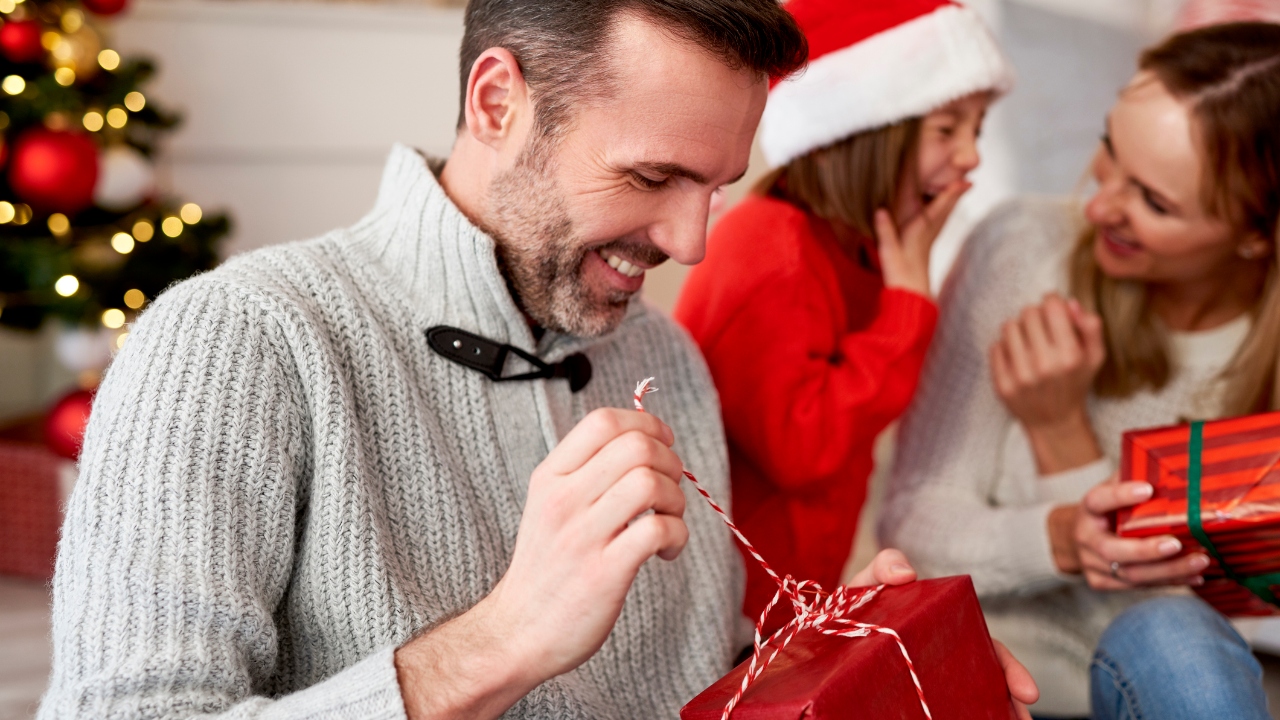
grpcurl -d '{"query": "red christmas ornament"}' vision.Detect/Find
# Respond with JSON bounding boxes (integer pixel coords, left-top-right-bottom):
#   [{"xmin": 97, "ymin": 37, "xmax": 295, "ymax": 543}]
[
  {"xmin": 0, "ymin": 20, "xmax": 44, "ymax": 63},
  {"xmin": 80, "ymin": 0, "xmax": 128, "ymax": 15},
  {"xmin": 9, "ymin": 129, "xmax": 99, "ymax": 213},
  {"xmin": 44, "ymin": 389, "xmax": 94, "ymax": 460}
]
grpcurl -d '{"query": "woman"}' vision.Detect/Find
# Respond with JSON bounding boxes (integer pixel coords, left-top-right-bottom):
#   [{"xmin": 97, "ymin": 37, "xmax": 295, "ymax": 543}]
[
  {"xmin": 675, "ymin": 0, "xmax": 1013, "ymax": 628},
  {"xmin": 880, "ymin": 22, "xmax": 1280, "ymax": 719}
]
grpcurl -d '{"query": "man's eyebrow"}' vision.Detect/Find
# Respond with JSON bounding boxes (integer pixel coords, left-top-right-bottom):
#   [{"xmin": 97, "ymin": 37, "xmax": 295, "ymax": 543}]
[{"xmin": 634, "ymin": 161, "xmax": 749, "ymax": 187}]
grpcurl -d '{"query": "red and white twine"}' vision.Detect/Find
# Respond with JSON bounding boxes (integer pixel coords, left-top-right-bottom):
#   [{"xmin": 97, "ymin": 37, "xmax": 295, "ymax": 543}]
[{"xmin": 633, "ymin": 379, "xmax": 931, "ymax": 720}]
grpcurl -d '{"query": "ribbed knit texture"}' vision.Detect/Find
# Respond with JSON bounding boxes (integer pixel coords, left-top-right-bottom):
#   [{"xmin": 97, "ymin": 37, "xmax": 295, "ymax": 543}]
[
  {"xmin": 38, "ymin": 145, "xmax": 743, "ymax": 720},
  {"xmin": 878, "ymin": 197, "xmax": 1251, "ymax": 716}
]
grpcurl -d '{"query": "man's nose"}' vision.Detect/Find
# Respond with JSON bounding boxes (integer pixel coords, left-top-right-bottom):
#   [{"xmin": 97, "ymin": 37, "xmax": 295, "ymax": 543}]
[{"xmin": 651, "ymin": 191, "xmax": 711, "ymax": 265}]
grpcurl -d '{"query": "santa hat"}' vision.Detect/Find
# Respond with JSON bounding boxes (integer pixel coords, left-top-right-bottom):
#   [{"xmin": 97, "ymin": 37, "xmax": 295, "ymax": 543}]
[{"xmin": 761, "ymin": 0, "xmax": 1014, "ymax": 168}]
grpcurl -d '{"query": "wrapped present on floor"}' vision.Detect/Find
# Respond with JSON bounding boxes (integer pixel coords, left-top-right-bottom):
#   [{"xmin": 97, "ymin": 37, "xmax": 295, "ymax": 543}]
[
  {"xmin": 0, "ymin": 438, "xmax": 72, "ymax": 581},
  {"xmin": 630, "ymin": 379, "xmax": 1017, "ymax": 720},
  {"xmin": 1115, "ymin": 411, "xmax": 1280, "ymax": 616},
  {"xmin": 680, "ymin": 576, "xmax": 1017, "ymax": 720}
]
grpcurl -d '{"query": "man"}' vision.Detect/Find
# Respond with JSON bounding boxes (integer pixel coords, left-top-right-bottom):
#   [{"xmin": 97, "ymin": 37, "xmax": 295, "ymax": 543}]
[{"xmin": 39, "ymin": 2, "xmax": 1037, "ymax": 719}]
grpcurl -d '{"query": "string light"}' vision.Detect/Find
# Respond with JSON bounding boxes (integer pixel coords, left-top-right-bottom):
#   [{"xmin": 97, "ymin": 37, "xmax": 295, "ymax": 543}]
[
  {"xmin": 161, "ymin": 217, "xmax": 183, "ymax": 237},
  {"xmin": 55, "ymin": 275, "xmax": 79, "ymax": 297},
  {"xmin": 44, "ymin": 112, "xmax": 70, "ymax": 131},
  {"xmin": 115, "ymin": 331, "xmax": 128, "ymax": 349},
  {"xmin": 123, "ymin": 91, "xmax": 145, "ymax": 112},
  {"xmin": 101, "ymin": 309, "xmax": 125, "ymax": 329},
  {"xmin": 0, "ymin": 0, "xmax": 15, "ymax": 13},
  {"xmin": 41, "ymin": 31, "xmax": 59, "ymax": 51},
  {"xmin": 0, "ymin": 202, "xmax": 14, "ymax": 224},
  {"xmin": 61, "ymin": 8, "xmax": 83, "ymax": 32},
  {"xmin": 97, "ymin": 49, "xmax": 119, "ymax": 72},
  {"xmin": 83, "ymin": 110, "xmax": 103, "ymax": 132},
  {"xmin": 105, "ymin": 107, "xmax": 127, "ymax": 128},
  {"xmin": 180, "ymin": 203, "xmax": 202, "ymax": 224},
  {"xmin": 48, "ymin": 213, "xmax": 70, "ymax": 236},
  {"xmin": 123, "ymin": 289, "xmax": 145, "ymax": 309},
  {"xmin": 111, "ymin": 231, "xmax": 135, "ymax": 254},
  {"xmin": 13, "ymin": 204, "xmax": 32, "ymax": 225},
  {"xmin": 54, "ymin": 68, "xmax": 75, "ymax": 86},
  {"xmin": 2, "ymin": 75, "xmax": 25, "ymax": 95},
  {"xmin": 51, "ymin": 38, "xmax": 73, "ymax": 62},
  {"xmin": 132, "ymin": 220, "xmax": 154, "ymax": 242}
]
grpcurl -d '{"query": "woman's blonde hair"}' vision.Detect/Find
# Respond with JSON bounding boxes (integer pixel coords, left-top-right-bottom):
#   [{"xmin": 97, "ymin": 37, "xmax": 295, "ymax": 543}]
[
  {"xmin": 754, "ymin": 118, "xmax": 922, "ymax": 247},
  {"xmin": 1069, "ymin": 22, "xmax": 1280, "ymax": 416}
]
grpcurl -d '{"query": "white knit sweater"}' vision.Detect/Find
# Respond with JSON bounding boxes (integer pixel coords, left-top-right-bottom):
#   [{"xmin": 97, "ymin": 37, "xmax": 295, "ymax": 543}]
[
  {"xmin": 879, "ymin": 197, "xmax": 1250, "ymax": 717},
  {"xmin": 38, "ymin": 145, "xmax": 744, "ymax": 720}
]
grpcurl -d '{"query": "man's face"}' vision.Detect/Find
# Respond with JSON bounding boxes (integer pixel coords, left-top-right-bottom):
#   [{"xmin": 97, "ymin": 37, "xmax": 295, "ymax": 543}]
[{"xmin": 487, "ymin": 15, "xmax": 766, "ymax": 338}]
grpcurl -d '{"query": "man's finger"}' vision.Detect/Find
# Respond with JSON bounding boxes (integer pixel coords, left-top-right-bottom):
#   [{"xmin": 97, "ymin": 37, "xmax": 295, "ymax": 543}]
[
  {"xmin": 589, "ymin": 467, "xmax": 687, "ymax": 539},
  {"xmin": 1082, "ymin": 480, "xmax": 1154, "ymax": 515},
  {"xmin": 847, "ymin": 548, "xmax": 916, "ymax": 588},
  {"xmin": 606, "ymin": 512, "xmax": 690, "ymax": 569},
  {"xmin": 575, "ymin": 430, "xmax": 686, "ymax": 501},
  {"xmin": 993, "ymin": 640, "xmax": 1039, "ymax": 710},
  {"xmin": 546, "ymin": 408, "xmax": 674, "ymax": 476}
]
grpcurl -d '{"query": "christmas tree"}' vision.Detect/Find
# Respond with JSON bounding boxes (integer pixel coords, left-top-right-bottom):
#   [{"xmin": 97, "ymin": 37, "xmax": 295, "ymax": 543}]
[{"xmin": 0, "ymin": 0, "xmax": 229, "ymax": 335}]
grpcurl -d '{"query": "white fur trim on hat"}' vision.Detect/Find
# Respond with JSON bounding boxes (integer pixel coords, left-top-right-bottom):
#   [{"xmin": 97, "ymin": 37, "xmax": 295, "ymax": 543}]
[{"xmin": 760, "ymin": 4, "xmax": 1014, "ymax": 168}]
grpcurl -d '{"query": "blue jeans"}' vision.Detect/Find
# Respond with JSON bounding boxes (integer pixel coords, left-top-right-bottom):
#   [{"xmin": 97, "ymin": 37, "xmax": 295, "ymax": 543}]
[{"xmin": 1090, "ymin": 596, "xmax": 1270, "ymax": 720}]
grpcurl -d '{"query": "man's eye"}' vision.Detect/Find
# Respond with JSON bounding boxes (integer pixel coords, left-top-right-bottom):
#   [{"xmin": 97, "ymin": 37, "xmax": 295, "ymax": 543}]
[{"xmin": 631, "ymin": 173, "xmax": 668, "ymax": 190}]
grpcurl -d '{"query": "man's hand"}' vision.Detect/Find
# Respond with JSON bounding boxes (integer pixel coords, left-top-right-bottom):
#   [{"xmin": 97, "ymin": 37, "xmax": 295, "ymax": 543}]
[
  {"xmin": 994, "ymin": 640, "xmax": 1040, "ymax": 719},
  {"xmin": 1075, "ymin": 475, "xmax": 1209, "ymax": 590},
  {"xmin": 395, "ymin": 408, "xmax": 690, "ymax": 720},
  {"xmin": 850, "ymin": 551, "xmax": 1039, "ymax": 718}
]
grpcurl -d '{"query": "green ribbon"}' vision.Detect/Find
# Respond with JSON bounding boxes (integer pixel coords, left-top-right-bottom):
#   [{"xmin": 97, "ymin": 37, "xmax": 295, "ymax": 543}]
[{"xmin": 1186, "ymin": 420, "xmax": 1280, "ymax": 606}]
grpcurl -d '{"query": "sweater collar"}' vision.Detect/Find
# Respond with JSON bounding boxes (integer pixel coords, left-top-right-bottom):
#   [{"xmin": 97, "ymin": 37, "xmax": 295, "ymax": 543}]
[{"xmin": 347, "ymin": 144, "xmax": 644, "ymax": 360}]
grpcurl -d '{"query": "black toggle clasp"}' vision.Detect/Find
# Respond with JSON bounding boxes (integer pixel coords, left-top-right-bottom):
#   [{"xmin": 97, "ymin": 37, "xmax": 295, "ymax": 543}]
[{"xmin": 426, "ymin": 325, "xmax": 593, "ymax": 393}]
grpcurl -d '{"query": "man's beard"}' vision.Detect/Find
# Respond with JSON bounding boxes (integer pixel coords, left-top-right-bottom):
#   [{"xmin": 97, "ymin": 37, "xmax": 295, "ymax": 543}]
[{"xmin": 486, "ymin": 137, "xmax": 667, "ymax": 338}]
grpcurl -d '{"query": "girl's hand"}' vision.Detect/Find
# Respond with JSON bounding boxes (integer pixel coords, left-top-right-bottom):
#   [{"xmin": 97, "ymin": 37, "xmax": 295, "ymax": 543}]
[
  {"xmin": 990, "ymin": 294, "xmax": 1106, "ymax": 473},
  {"xmin": 875, "ymin": 179, "xmax": 970, "ymax": 298},
  {"xmin": 1051, "ymin": 476, "xmax": 1210, "ymax": 590}
]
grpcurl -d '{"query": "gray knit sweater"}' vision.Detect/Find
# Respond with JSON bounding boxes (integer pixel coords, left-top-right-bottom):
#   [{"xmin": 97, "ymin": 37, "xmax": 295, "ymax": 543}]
[{"xmin": 38, "ymin": 145, "xmax": 744, "ymax": 720}]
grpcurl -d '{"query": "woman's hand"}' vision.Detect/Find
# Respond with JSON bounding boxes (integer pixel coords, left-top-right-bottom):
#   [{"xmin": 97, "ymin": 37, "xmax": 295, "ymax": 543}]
[
  {"xmin": 875, "ymin": 179, "xmax": 970, "ymax": 298},
  {"xmin": 990, "ymin": 293, "xmax": 1107, "ymax": 474},
  {"xmin": 1056, "ymin": 476, "xmax": 1210, "ymax": 590}
]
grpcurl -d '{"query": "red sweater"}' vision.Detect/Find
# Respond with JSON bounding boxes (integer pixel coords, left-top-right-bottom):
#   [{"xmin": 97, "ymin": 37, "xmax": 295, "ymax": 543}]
[{"xmin": 675, "ymin": 194, "xmax": 938, "ymax": 629}]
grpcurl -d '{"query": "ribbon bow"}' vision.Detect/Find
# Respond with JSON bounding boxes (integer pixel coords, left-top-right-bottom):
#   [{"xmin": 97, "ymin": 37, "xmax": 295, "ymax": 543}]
[{"xmin": 633, "ymin": 379, "xmax": 931, "ymax": 720}]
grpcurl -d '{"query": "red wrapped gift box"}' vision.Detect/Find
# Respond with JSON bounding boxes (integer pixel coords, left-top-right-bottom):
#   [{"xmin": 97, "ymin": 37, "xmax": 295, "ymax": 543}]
[
  {"xmin": 680, "ymin": 576, "xmax": 1017, "ymax": 720},
  {"xmin": 1115, "ymin": 412, "xmax": 1280, "ymax": 616},
  {"xmin": 0, "ymin": 439, "xmax": 68, "ymax": 581}
]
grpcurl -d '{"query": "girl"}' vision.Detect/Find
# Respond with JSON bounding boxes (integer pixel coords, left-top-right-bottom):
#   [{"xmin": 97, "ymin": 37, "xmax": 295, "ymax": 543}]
[
  {"xmin": 674, "ymin": 0, "xmax": 1013, "ymax": 629},
  {"xmin": 880, "ymin": 22, "xmax": 1280, "ymax": 719}
]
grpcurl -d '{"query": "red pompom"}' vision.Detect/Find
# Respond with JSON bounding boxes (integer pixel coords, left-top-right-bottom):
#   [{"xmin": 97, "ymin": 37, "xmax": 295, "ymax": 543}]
[
  {"xmin": 44, "ymin": 389, "xmax": 94, "ymax": 460},
  {"xmin": 0, "ymin": 20, "xmax": 44, "ymax": 63},
  {"xmin": 80, "ymin": 0, "xmax": 128, "ymax": 15},
  {"xmin": 9, "ymin": 129, "xmax": 99, "ymax": 213}
]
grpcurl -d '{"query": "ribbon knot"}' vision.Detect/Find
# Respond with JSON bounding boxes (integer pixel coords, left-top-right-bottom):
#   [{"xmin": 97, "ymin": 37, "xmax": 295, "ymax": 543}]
[{"xmin": 633, "ymin": 379, "xmax": 931, "ymax": 720}]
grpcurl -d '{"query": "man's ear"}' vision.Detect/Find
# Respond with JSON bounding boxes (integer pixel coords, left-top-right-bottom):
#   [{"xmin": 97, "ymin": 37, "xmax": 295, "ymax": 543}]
[{"xmin": 461, "ymin": 48, "xmax": 530, "ymax": 151}]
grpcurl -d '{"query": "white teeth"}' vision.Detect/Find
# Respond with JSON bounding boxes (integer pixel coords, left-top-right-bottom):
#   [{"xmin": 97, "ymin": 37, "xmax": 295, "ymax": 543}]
[{"xmin": 600, "ymin": 251, "xmax": 644, "ymax": 278}]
